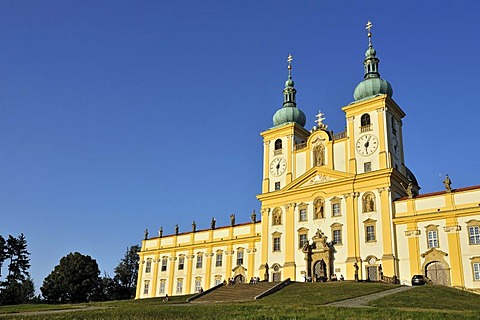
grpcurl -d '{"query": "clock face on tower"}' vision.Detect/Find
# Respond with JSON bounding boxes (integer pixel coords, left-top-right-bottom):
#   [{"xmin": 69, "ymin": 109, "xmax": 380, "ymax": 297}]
[
  {"xmin": 356, "ymin": 134, "xmax": 378, "ymax": 156},
  {"xmin": 270, "ymin": 157, "xmax": 286, "ymax": 177}
]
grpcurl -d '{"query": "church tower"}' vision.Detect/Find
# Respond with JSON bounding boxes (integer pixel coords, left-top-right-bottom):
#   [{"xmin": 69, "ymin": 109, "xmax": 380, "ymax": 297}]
[{"xmin": 257, "ymin": 22, "xmax": 417, "ymax": 283}]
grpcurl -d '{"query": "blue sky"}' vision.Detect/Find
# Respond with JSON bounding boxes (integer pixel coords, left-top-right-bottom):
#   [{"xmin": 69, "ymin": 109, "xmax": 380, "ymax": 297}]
[{"xmin": 1, "ymin": 1, "xmax": 479, "ymax": 292}]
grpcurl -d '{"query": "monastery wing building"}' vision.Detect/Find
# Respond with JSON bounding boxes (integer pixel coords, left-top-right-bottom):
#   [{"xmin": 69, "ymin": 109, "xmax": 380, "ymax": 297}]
[{"xmin": 136, "ymin": 24, "xmax": 480, "ymax": 298}]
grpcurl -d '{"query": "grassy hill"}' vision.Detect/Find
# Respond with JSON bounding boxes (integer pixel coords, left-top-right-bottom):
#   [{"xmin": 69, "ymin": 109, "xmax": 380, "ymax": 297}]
[{"xmin": 1, "ymin": 282, "xmax": 479, "ymax": 319}]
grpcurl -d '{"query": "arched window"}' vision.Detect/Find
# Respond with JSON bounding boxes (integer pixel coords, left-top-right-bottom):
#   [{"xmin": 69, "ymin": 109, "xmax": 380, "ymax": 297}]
[
  {"xmin": 274, "ymin": 139, "xmax": 282, "ymax": 150},
  {"xmin": 361, "ymin": 114, "xmax": 371, "ymax": 127}
]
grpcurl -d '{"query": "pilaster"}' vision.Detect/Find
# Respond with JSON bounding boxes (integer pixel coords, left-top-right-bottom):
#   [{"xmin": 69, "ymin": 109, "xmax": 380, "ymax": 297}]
[
  {"xmin": 185, "ymin": 249, "xmax": 194, "ymax": 295},
  {"xmin": 205, "ymin": 250, "xmax": 213, "ymax": 289},
  {"xmin": 345, "ymin": 192, "xmax": 360, "ymax": 280},
  {"xmin": 286, "ymin": 135, "xmax": 293, "ymax": 184},
  {"xmin": 346, "ymin": 116, "xmax": 357, "ymax": 174},
  {"xmin": 135, "ymin": 253, "xmax": 144, "ymax": 299},
  {"xmin": 376, "ymin": 107, "xmax": 388, "ymax": 168},
  {"xmin": 405, "ymin": 223, "xmax": 421, "ymax": 276},
  {"xmin": 444, "ymin": 221, "xmax": 464, "ymax": 288},
  {"xmin": 167, "ymin": 254, "xmax": 177, "ymax": 295},
  {"xmin": 262, "ymin": 141, "xmax": 270, "ymax": 193},
  {"xmin": 379, "ymin": 187, "xmax": 396, "ymax": 276},
  {"xmin": 150, "ymin": 253, "xmax": 160, "ymax": 296},
  {"xmin": 283, "ymin": 203, "xmax": 296, "ymax": 280}
]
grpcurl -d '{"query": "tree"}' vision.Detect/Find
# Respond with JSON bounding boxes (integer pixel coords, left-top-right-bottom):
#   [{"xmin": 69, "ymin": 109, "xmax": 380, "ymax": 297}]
[
  {"xmin": 41, "ymin": 252, "xmax": 101, "ymax": 303},
  {"xmin": 112, "ymin": 245, "xmax": 140, "ymax": 300},
  {"xmin": 0, "ymin": 235, "xmax": 6, "ymax": 277},
  {"xmin": 0, "ymin": 233, "xmax": 34, "ymax": 305}
]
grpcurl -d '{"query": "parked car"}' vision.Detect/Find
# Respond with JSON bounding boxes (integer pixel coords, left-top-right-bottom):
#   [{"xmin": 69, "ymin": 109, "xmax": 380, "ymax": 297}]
[{"xmin": 411, "ymin": 274, "xmax": 428, "ymax": 285}]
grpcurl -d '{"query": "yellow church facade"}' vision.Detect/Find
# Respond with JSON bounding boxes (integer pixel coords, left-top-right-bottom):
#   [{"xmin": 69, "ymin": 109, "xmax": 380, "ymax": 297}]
[{"xmin": 135, "ymin": 25, "xmax": 480, "ymax": 299}]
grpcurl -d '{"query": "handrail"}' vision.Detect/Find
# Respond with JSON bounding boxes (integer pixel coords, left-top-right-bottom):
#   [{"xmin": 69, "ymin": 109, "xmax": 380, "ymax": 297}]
[{"xmin": 254, "ymin": 278, "xmax": 291, "ymax": 300}]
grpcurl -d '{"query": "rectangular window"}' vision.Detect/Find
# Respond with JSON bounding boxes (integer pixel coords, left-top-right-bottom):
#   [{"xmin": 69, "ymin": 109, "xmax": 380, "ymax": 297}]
[
  {"xmin": 176, "ymin": 279, "xmax": 183, "ymax": 294},
  {"xmin": 366, "ymin": 225, "xmax": 375, "ymax": 242},
  {"xmin": 469, "ymin": 226, "xmax": 480, "ymax": 245},
  {"xmin": 216, "ymin": 253, "xmax": 223, "ymax": 267},
  {"xmin": 364, "ymin": 162, "xmax": 372, "ymax": 172},
  {"xmin": 159, "ymin": 280, "xmax": 166, "ymax": 294},
  {"xmin": 237, "ymin": 251, "xmax": 244, "ymax": 265},
  {"xmin": 332, "ymin": 203, "xmax": 341, "ymax": 217},
  {"xmin": 474, "ymin": 263, "xmax": 480, "ymax": 281},
  {"xmin": 299, "ymin": 234, "xmax": 308, "ymax": 248},
  {"xmin": 299, "ymin": 209, "xmax": 307, "ymax": 221},
  {"xmin": 145, "ymin": 259, "xmax": 152, "ymax": 273},
  {"xmin": 273, "ymin": 237, "xmax": 281, "ymax": 252},
  {"xmin": 143, "ymin": 281, "xmax": 149, "ymax": 294},
  {"xmin": 427, "ymin": 230, "xmax": 438, "ymax": 248},
  {"xmin": 275, "ymin": 182, "xmax": 281, "ymax": 190},
  {"xmin": 333, "ymin": 229, "xmax": 342, "ymax": 244},
  {"xmin": 161, "ymin": 258, "xmax": 167, "ymax": 272},
  {"xmin": 214, "ymin": 277, "xmax": 222, "ymax": 286},
  {"xmin": 196, "ymin": 255, "xmax": 203, "ymax": 269},
  {"xmin": 195, "ymin": 278, "xmax": 202, "ymax": 292},
  {"xmin": 178, "ymin": 256, "xmax": 185, "ymax": 270}
]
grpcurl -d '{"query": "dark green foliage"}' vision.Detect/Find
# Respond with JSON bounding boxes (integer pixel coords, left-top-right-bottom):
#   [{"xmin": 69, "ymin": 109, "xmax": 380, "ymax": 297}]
[
  {"xmin": 0, "ymin": 277, "xmax": 35, "ymax": 305},
  {"xmin": 0, "ymin": 233, "xmax": 34, "ymax": 305},
  {"xmin": 111, "ymin": 245, "xmax": 140, "ymax": 300},
  {"xmin": 41, "ymin": 252, "xmax": 101, "ymax": 303},
  {"xmin": 0, "ymin": 235, "xmax": 6, "ymax": 277}
]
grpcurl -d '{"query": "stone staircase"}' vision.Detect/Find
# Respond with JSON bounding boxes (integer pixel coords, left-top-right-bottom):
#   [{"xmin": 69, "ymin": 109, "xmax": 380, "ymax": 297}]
[{"xmin": 190, "ymin": 281, "xmax": 288, "ymax": 303}]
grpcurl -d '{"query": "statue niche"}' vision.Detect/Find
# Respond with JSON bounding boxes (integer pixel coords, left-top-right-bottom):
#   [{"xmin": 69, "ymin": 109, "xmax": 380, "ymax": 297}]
[
  {"xmin": 272, "ymin": 208, "xmax": 282, "ymax": 226},
  {"xmin": 363, "ymin": 193, "xmax": 375, "ymax": 212},
  {"xmin": 314, "ymin": 198, "xmax": 325, "ymax": 219},
  {"xmin": 313, "ymin": 143, "xmax": 325, "ymax": 166}
]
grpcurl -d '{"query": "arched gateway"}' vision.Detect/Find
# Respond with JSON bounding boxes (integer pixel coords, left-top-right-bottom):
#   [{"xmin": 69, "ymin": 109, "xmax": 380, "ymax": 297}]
[{"xmin": 302, "ymin": 229, "xmax": 333, "ymax": 282}]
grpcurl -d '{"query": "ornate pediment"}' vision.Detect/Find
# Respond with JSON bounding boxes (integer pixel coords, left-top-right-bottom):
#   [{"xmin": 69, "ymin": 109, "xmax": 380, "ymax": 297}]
[
  {"xmin": 269, "ymin": 166, "xmax": 353, "ymax": 194},
  {"xmin": 304, "ymin": 174, "xmax": 337, "ymax": 186},
  {"xmin": 421, "ymin": 247, "xmax": 448, "ymax": 259}
]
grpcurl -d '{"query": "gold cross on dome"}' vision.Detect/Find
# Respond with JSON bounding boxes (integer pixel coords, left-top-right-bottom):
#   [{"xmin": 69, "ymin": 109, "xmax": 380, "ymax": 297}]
[
  {"xmin": 287, "ymin": 54, "xmax": 293, "ymax": 69},
  {"xmin": 366, "ymin": 21, "xmax": 372, "ymax": 33}
]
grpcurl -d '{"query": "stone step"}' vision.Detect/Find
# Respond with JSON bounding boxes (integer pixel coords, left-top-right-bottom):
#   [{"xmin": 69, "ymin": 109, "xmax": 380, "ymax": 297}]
[{"xmin": 193, "ymin": 282, "xmax": 280, "ymax": 303}]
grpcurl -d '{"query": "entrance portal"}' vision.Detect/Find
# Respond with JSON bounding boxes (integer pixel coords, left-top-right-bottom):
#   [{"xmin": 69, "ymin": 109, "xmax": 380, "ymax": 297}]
[
  {"xmin": 234, "ymin": 274, "xmax": 245, "ymax": 284},
  {"xmin": 313, "ymin": 260, "xmax": 327, "ymax": 282},
  {"xmin": 426, "ymin": 261, "xmax": 449, "ymax": 285},
  {"xmin": 367, "ymin": 266, "xmax": 378, "ymax": 281}
]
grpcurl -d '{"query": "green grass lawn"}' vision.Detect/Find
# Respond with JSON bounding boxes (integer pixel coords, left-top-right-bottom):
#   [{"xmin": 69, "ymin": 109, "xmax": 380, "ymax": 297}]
[{"xmin": 1, "ymin": 282, "xmax": 479, "ymax": 319}]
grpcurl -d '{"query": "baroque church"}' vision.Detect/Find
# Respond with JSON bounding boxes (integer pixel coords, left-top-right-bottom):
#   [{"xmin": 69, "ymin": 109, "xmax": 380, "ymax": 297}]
[{"xmin": 135, "ymin": 24, "xmax": 480, "ymax": 298}]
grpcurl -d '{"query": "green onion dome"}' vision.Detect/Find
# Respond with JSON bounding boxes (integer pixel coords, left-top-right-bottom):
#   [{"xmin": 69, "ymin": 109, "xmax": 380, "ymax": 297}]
[
  {"xmin": 353, "ymin": 38, "xmax": 393, "ymax": 101},
  {"xmin": 273, "ymin": 75, "xmax": 306, "ymax": 127}
]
